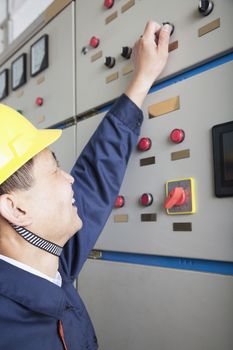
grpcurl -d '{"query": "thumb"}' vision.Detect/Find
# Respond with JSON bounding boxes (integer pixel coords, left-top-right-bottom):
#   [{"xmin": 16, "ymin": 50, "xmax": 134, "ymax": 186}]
[{"xmin": 158, "ymin": 24, "xmax": 172, "ymax": 53}]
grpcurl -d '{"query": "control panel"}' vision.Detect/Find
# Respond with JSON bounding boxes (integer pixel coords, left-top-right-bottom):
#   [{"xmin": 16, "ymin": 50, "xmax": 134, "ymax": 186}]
[
  {"xmin": 75, "ymin": 0, "xmax": 233, "ymax": 113},
  {"xmin": 76, "ymin": 59, "xmax": 233, "ymax": 262}
]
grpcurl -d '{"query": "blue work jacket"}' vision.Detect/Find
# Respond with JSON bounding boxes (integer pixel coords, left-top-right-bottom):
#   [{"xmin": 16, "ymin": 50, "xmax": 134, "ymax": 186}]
[{"xmin": 0, "ymin": 94, "xmax": 143, "ymax": 350}]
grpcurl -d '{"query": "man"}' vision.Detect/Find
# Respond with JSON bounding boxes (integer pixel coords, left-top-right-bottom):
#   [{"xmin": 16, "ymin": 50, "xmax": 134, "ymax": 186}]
[{"xmin": 0, "ymin": 21, "xmax": 172, "ymax": 349}]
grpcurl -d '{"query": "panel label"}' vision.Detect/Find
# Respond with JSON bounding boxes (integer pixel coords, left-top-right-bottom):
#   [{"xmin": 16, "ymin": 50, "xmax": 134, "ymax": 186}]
[
  {"xmin": 122, "ymin": 63, "xmax": 133, "ymax": 76},
  {"xmin": 141, "ymin": 213, "xmax": 157, "ymax": 222},
  {"xmin": 106, "ymin": 72, "xmax": 119, "ymax": 84},
  {"xmin": 171, "ymin": 149, "xmax": 190, "ymax": 161},
  {"xmin": 140, "ymin": 156, "xmax": 156, "ymax": 166},
  {"xmin": 173, "ymin": 223, "xmax": 192, "ymax": 231},
  {"xmin": 148, "ymin": 96, "xmax": 180, "ymax": 118},
  {"xmin": 91, "ymin": 50, "xmax": 103, "ymax": 62},
  {"xmin": 105, "ymin": 11, "xmax": 118, "ymax": 25},
  {"xmin": 169, "ymin": 41, "xmax": 179, "ymax": 52},
  {"xmin": 198, "ymin": 18, "xmax": 220, "ymax": 37},
  {"xmin": 121, "ymin": 0, "xmax": 135, "ymax": 13},
  {"xmin": 114, "ymin": 214, "xmax": 129, "ymax": 223}
]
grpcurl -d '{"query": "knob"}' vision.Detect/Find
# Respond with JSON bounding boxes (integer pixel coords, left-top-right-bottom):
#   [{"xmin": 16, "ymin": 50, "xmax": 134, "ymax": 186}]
[
  {"xmin": 104, "ymin": 0, "xmax": 114, "ymax": 9},
  {"xmin": 89, "ymin": 36, "xmax": 100, "ymax": 48},
  {"xmin": 140, "ymin": 193, "xmax": 153, "ymax": 207},
  {"xmin": 137, "ymin": 137, "xmax": 152, "ymax": 151},
  {"xmin": 114, "ymin": 195, "xmax": 125, "ymax": 208},
  {"xmin": 81, "ymin": 46, "xmax": 88, "ymax": 55},
  {"xmin": 162, "ymin": 22, "xmax": 175, "ymax": 36},
  {"xmin": 198, "ymin": 0, "xmax": 214, "ymax": 16},
  {"xmin": 36, "ymin": 97, "xmax": 43, "ymax": 106},
  {"xmin": 105, "ymin": 56, "xmax": 116, "ymax": 68},
  {"xmin": 121, "ymin": 46, "xmax": 132, "ymax": 59},
  {"xmin": 170, "ymin": 129, "xmax": 185, "ymax": 144},
  {"xmin": 164, "ymin": 187, "xmax": 186, "ymax": 209}
]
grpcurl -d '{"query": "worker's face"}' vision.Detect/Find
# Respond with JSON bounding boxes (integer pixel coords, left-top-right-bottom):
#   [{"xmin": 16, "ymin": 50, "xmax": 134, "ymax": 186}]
[{"xmin": 19, "ymin": 148, "xmax": 82, "ymax": 246}]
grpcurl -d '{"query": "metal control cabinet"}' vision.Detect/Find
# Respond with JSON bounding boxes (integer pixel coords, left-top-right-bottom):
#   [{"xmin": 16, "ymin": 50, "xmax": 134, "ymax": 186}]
[
  {"xmin": 0, "ymin": 2, "xmax": 75, "ymax": 128},
  {"xmin": 76, "ymin": 0, "xmax": 233, "ymax": 113},
  {"xmin": 79, "ymin": 260, "xmax": 233, "ymax": 350},
  {"xmin": 76, "ymin": 59, "xmax": 233, "ymax": 262}
]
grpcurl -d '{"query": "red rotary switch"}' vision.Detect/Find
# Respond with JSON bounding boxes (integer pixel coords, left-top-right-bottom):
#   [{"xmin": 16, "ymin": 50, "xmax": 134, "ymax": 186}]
[
  {"xmin": 164, "ymin": 187, "xmax": 186, "ymax": 209},
  {"xmin": 140, "ymin": 193, "xmax": 153, "ymax": 207},
  {"xmin": 89, "ymin": 36, "xmax": 100, "ymax": 48},
  {"xmin": 114, "ymin": 195, "xmax": 125, "ymax": 208},
  {"xmin": 104, "ymin": 0, "xmax": 114, "ymax": 9},
  {"xmin": 137, "ymin": 137, "xmax": 152, "ymax": 151},
  {"xmin": 36, "ymin": 97, "xmax": 43, "ymax": 106},
  {"xmin": 170, "ymin": 129, "xmax": 185, "ymax": 144}
]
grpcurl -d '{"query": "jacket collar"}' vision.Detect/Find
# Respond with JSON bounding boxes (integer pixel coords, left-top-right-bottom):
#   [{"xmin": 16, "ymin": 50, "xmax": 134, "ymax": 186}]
[{"xmin": 0, "ymin": 259, "xmax": 67, "ymax": 318}]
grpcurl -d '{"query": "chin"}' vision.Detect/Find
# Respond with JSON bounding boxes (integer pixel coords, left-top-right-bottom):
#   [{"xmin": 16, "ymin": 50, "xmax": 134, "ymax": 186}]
[{"xmin": 70, "ymin": 217, "xmax": 83, "ymax": 238}]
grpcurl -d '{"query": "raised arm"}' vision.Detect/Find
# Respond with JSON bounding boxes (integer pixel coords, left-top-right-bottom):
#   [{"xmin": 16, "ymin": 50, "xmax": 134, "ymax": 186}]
[{"xmin": 60, "ymin": 21, "xmax": 172, "ymax": 279}]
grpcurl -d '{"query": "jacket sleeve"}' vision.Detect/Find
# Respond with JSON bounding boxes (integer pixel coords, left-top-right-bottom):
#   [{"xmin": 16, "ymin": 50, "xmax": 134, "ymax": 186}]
[{"xmin": 60, "ymin": 94, "xmax": 143, "ymax": 280}]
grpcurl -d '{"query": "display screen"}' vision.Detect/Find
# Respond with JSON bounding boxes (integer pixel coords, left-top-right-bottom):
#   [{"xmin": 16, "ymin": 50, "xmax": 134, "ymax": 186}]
[
  {"xmin": 11, "ymin": 54, "xmax": 27, "ymax": 90},
  {"xmin": 212, "ymin": 121, "xmax": 233, "ymax": 197},
  {"xmin": 30, "ymin": 34, "xmax": 48, "ymax": 77},
  {"xmin": 0, "ymin": 69, "xmax": 8, "ymax": 101},
  {"xmin": 222, "ymin": 131, "xmax": 233, "ymax": 181}
]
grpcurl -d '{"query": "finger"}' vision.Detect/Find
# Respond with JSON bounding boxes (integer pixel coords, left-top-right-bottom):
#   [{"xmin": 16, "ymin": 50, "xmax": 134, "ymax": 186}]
[
  {"xmin": 157, "ymin": 24, "xmax": 172, "ymax": 52},
  {"xmin": 143, "ymin": 20, "xmax": 161, "ymax": 40}
]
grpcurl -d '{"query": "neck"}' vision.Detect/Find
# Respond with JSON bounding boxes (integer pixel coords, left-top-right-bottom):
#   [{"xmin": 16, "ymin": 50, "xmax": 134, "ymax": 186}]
[{"xmin": 0, "ymin": 219, "xmax": 59, "ymax": 278}]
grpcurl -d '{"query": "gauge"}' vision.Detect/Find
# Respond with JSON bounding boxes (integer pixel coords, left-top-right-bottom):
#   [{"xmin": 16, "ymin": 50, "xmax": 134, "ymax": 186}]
[
  {"xmin": 0, "ymin": 69, "xmax": 9, "ymax": 101},
  {"xmin": 11, "ymin": 53, "xmax": 27, "ymax": 90},
  {"xmin": 30, "ymin": 34, "xmax": 49, "ymax": 77}
]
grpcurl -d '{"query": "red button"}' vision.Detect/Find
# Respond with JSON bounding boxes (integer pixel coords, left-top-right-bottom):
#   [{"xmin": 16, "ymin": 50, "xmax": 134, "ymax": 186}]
[
  {"xmin": 164, "ymin": 187, "xmax": 186, "ymax": 209},
  {"xmin": 170, "ymin": 129, "xmax": 185, "ymax": 143},
  {"xmin": 36, "ymin": 97, "xmax": 43, "ymax": 106},
  {"xmin": 114, "ymin": 195, "xmax": 125, "ymax": 208},
  {"xmin": 104, "ymin": 0, "xmax": 114, "ymax": 8},
  {"xmin": 140, "ymin": 193, "xmax": 153, "ymax": 207},
  {"xmin": 89, "ymin": 36, "xmax": 100, "ymax": 48},
  {"xmin": 137, "ymin": 137, "xmax": 152, "ymax": 151}
]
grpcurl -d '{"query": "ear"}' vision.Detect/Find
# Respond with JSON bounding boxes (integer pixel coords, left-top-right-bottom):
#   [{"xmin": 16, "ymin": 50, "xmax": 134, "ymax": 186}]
[{"xmin": 0, "ymin": 194, "xmax": 32, "ymax": 227}]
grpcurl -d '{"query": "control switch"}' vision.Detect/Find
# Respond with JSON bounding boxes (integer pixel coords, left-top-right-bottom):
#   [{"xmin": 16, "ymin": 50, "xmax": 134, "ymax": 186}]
[
  {"xmin": 104, "ymin": 0, "xmax": 114, "ymax": 9},
  {"xmin": 121, "ymin": 47, "xmax": 132, "ymax": 59},
  {"xmin": 140, "ymin": 193, "xmax": 153, "ymax": 207},
  {"xmin": 198, "ymin": 0, "xmax": 214, "ymax": 16},
  {"xmin": 137, "ymin": 137, "xmax": 152, "ymax": 151},
  {"xmin": 105, "ymin": 56, "xmax": 116, "ymax": 68},
  {"xmin": 114, "ymin": 195, "xmax": 125, "ymax": 208},
  {"xmin": 164, "ymin": 178, "xmax": 196, "ymax": 214}
]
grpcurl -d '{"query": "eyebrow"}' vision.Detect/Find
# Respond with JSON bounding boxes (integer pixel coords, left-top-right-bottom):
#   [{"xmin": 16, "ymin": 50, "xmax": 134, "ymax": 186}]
[{"xmin": 52, "ymin": 151, "xmax": 60, "ymax": 167}]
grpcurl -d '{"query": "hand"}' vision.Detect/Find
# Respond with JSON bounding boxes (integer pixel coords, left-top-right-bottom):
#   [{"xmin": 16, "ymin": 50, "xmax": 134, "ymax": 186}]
[{"xmin": 125, "ymin": 20, "xmax": 172, "ymax": 108}]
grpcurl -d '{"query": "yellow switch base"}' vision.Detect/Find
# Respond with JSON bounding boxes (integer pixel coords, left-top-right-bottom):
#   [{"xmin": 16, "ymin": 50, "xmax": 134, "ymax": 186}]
[{"xmin": 165, "ymin": 178, "xmax": 196, "ymax": 215}]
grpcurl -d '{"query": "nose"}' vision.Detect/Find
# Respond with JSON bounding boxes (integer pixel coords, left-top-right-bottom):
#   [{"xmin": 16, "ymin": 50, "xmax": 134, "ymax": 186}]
[{"xmin": 62, "ymin": 170, "xmax": 74, "ymax": 184}]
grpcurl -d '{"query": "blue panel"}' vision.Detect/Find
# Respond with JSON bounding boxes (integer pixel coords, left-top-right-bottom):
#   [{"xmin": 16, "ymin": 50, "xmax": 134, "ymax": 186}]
[
  {"xmin": 99, "ymin": 51, "xmax": 233, "ymax": 114},
  {"xmin": 97, "ymin": 251, "xmax": 233, "ymax": 276}
]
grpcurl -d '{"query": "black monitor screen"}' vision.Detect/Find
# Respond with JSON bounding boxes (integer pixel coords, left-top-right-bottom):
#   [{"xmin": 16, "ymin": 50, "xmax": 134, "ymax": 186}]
[
  {"xmin": 212, "ymin": 121, "xmax": 233, "ymax": 197},
  {"xmin": 223, "ymin": 131, "xmax": 233, "ymax": 182}
]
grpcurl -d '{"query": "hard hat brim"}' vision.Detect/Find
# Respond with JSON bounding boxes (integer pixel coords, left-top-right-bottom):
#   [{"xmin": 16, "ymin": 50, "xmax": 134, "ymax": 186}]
[{"xmin": 0, "ymin": 128, "xmax": 62, "ymax": 185}]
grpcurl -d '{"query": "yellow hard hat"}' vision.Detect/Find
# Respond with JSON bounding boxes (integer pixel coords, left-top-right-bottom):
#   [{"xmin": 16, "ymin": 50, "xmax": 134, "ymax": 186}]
[{"xmin": 0, "ymin": 104, "xmax": 62, "ymax": 185}]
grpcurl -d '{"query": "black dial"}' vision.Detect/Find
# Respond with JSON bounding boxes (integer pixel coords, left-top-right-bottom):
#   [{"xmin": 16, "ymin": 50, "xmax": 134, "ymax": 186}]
[
  {"xmin": 162, "ymin": 22, "xmax": 175, "ymax": 36},
  {"xmin": 198, "ymin": 0, "xmax": 214, "ymax": 16},
  {"xmin": 0, "ymin": 69, "xmax": 9, "ymax": 101},
  {"xmin": 121, "ymin": 47, "xmax": 132, "ymax": 59},
  {"xmin": 105, "ymin": 56, "xmax": 116, "ymax": 68},
  {"xmin": 30, "ymin": 34, "xmax": 49, "ymax": 77}
]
